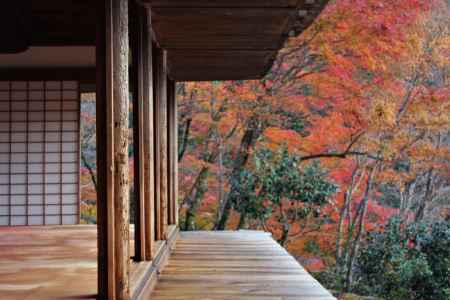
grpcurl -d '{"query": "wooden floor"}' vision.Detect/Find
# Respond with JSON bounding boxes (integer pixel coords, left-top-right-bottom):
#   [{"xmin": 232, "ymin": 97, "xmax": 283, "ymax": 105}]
[
  {"xmin": 0, "ymin": 226, "xmax": 97, "ymax": 300},
  {"xmin": 0, "ymin": 227, "xmax": 335, "ymax": 300},
  {"xmin": 150, "ymin": 231, "xmax": 336, "ymax": 300}
]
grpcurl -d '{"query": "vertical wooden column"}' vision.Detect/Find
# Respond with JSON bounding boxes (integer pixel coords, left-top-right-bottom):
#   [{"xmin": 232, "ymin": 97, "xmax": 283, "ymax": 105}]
[
  {"xmin": 130, "ymin": 0, "xmax": 145, "ymax": 262},
  {"xmin": 96, "ymin": 0, "xmax": 130, "ymax": 299},
  {"xmin": 143, "ymin": 7, "xmax": 155, "ymax": 260},
  {"xmin": 167, "ymin": 79, "xmax": 178, "ymax": 225},
  {"xmin": 154, "ymin": 47, "xmax": 168, "ymax": 240}
]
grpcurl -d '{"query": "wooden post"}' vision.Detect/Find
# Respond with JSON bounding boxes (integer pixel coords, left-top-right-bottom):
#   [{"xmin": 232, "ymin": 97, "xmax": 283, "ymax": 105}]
[
  {"xmin": 130, "ymin": 0, "xmax": 146, "ymax": 262},
  {"xmin": 154, "ymin": 47, "xmax": 168, "ymax": 240},
  {"xmin": 97, "ymin": 0, "xmax": 130, "ymax": 299},
  {"xmin": 143, "ymin": 7, "xmax": 155, "ymax": 260},
  {"xmin": 167, "ymin": 79, "xmax": 178, "ymax": 225}
]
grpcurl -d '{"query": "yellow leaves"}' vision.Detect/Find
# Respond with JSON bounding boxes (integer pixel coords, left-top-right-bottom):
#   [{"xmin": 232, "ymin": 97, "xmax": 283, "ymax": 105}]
[{"xmin": 368, "ymin": 98, "xmax": 397, "ymax": 130}]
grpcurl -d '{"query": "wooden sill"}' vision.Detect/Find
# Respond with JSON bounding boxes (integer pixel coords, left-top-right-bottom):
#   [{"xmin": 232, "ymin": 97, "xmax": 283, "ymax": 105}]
[{"xmin": 130, "ymin": 225, "xmax": 179, "ymax": 300}]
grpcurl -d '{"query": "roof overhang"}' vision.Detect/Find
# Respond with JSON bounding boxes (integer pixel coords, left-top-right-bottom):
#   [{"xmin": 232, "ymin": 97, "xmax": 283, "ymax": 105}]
[{"xmin": 0, "ymin": 0, "xmax": 328, "ymax": 81}]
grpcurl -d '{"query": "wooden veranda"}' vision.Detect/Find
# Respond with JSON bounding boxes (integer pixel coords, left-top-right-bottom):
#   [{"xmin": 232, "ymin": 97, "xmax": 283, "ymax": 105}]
[{"xmin": 0, "ymin": 1, "xmax": 332, "ymax": 299}]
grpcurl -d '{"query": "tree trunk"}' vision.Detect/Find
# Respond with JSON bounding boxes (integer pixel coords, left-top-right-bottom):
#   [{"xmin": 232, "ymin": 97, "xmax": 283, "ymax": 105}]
[
  {"xmin": 183, "ymin": 166, "xmax": 209, "ymax": 231},
  {"xmin": 344, "ymin": 165, "xmax": 377, "ymax": 292},
  {"xmin": 215, "ymin": 116, "xmax": 263, "ymax": 230},
  {"xmin": 415, "ymin": 168, "xmax": 434, "ymax": 222},
  {"xmin": 336, "ymin": 167, "xmax": 360, "ymax": 274}
]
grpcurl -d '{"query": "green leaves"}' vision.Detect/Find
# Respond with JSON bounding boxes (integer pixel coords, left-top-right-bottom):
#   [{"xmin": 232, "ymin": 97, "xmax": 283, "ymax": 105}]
[
  {"xmin": 355, "ymin": 217, "xmax": 450, "ymax": 300},
  {"xmin": 231, "ymin": 146, "xmax": 337, "ymax": 223}
]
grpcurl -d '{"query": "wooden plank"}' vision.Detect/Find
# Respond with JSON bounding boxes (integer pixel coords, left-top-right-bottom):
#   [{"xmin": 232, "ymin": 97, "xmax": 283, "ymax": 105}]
[
  {"xmin": 0, "ymin": 226, "xmax": 97, "ymax": 300},
  {"xmin": 130, "ymin": 0, "xmax": 146, "ymax": 262},
  {"xmin": 151, "ymin": 8, "xmax": 292, "ymax": 50},
  {"xmin": 150, "ymin": 231, "xmax": 336, "ymax": 300},
  {"xmin": 166, "ymin": 50, "xmax": 276, "ymax": 81},
  {"xmin": 143, "ymin": 7, "xmax": 155, "ymax": 261}
]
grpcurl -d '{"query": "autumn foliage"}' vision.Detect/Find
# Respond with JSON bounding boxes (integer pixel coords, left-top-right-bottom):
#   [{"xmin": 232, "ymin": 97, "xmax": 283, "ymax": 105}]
[{"xmin": 176, "ymin": 0, "xmax": 450, "ymax": 297}]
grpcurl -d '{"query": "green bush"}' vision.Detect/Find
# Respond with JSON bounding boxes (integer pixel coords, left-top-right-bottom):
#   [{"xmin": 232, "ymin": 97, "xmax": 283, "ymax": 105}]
[{"xmin": 355, "ymin": 217, "xmax": 450, "ymax": 300}]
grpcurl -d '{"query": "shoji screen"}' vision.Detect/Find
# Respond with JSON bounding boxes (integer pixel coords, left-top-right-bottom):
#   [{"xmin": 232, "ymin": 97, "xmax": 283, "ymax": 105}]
[{"xmin": 0, "ymin": 81, "xmax": 80, "ymax": 226}]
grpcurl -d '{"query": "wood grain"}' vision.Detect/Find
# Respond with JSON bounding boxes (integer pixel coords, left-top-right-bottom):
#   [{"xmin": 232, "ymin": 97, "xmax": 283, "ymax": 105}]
[{"xmin": 149, "ymin": 231, "xmax": 336, "ymax": 300}]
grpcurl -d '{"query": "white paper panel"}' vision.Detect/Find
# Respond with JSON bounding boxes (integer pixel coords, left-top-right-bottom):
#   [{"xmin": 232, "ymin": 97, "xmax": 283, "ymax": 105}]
[
  {"xmin": 28, "ymin": 206, "xmax": 43, "ymax": 215},
  {"xmin": 29, "ymin": 101, "xmax": 44, "ymax": 111},
  {"xmin": 0, "ymin": 206, "xmax": 8, "ymax": 215},
  {"xmin": 11, "ymin": 185, "xmax": 26, "ymax": 194},
  {"xmin": 62, "ymin": 205, "xmax": 77, "ymax": 214},
  {"xmin": 0, "ymin": 134, "xmax": 9, "ymax": 143},
  {"xmin": 11, "ymin": 216, "xmax": 26, "ymax": 225},
  {"xmin": 62, "ymin": 184, "xmax": 77, "ymax": 194},
  {"xmin": 0, "ymin": 195, "xmax": 8, "ymax": 205},
  {"xmin": 12, "ymin": 102, "xmax": 27, "ymax": 111},
  {"xmin": 46, "ymin": 194, "xmax": 60, "ymax": 205},
  {"xmin": 46, "ymin": 163, "xmax": 60, "ymax": 173},
  {"xmin": 62, "ymin": 215, "xmax": 77, "ymax": 225},
  {"xmin": 11, "ymin": 174, "xmax": 26, "ymax": 184},
  {"xmin": 0, "ymin": 112, "xmax": 10, "ymax": 121},
  {"xmin": 28, "ymin": 216, "xmax": 44, "ymax": 225},
  {"xmin": 0, "ymin": 91, "xmax": 9, "ymax": 100},
  {"xmin": 11, "ymin": 143, "xmax": 26, "ymax": 152},
  {"xmin": 28, "ymin": 164, "xmax": 43, "ymax": 173},
  {"xmin": 0, "ymin": 216, "xmax": 8, "ymax": 225},
  {"xmin": 0, "ymin": 175, "xmax": 8, "ymax": 184},
  {"xmin": 29, "ymin": 195, "xmax": 43, "ymax": 205},
  {"xmin": 29, "ymin": 91, "xmax": 44, "ymax": 100},
  {"xmin": 0, "ymin": 185, "xmax": 8, "ymax": 194},
  {"xmin": 0, "ymin": 164, "xmax": 8, "ymax": 173},
  {"xmin": 45, "ymin": 216, "xmax": 59, "ymax": 225},
  {"xmin": 29, "ymin": 122, "xmax": 44, "ymax": 131},
  {"xmin": 46, "ymin": 81, "xmax": 61, "ymax": 90},
  {"xmin": 0, "ymin": 123, "xmax": 10, "ymax": 132},
  {"xmin": 46, "ymin": 91, "xmax": 61, "ymax": 100},
  {"xmin": 28, "ymin": 184, "xmax": 43, "ymax": 194},
  {"xmin": 0, "ymin": 82, "xmax": 10, "ymax": 90},
  {"xmin": 11, "ymin": 164, "xmax": 26, "ymax": 173},
  {"xmin": 11, "ymin": 196, "xmax": 26, "ymax": 205},
  {"xmin": 29, "ymin": 81, "xmax": 44, "ymax": 90},
  {"xmin": 29, "ymin": 143, "xmax": 44, "ymax": 152},
  {"xmin": 45, "ymin": 205, "xmax": 60, "ymax": 215},
  {"xmin": 29, "ymin": 174, "xmax": 43, "ymax": 184},
  {"xmin": 11, "ymin": 91, "xmax": 26, "ymax": 100},
  {"xmin": 11, "ymin": 82, "xmax": 27, "ymax": 90},
  {"xmin": 12, "ymin": 205, "xmax": 26, "ymax": 215},
  {"xmin": 0, "ymin": 102, "xmax": 10, "ymax": 110},
  {"xmin": 0, "ymin": 80, "xmax": 80, "ymax": 226}
]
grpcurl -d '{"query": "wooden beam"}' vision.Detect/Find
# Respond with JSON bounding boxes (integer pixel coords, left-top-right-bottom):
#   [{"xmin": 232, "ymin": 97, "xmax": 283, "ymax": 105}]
[
  {"xmin": 143, "ymin": 7, "xmax": 155, "ymax": 260},
  {"xmin": 96, "ymin": 0, "xmax": 115, "ymax": 298},
  {"xmin": 112, "ymin": 0, "xmax": 131, "ymax": 298},
  {"xmin": 154, "ymin": 46, "xmax": 168, "ymax": 240},
  {"xmin": 96, "ymin": 0, "xmax": 130, "ymax": 299},
  {"xmin": 130, "ymin": 0, "xmax": 146, "ymax": 262},
  {"xmin": 167, "ymin": 79, "xmax": 178, "ymax": 225}
]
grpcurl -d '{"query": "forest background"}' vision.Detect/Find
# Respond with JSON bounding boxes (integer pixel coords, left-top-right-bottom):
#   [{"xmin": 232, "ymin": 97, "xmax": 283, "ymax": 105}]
[{"xmin": 80, "ymin": 0, "xmax": 450, "ymax": 298}]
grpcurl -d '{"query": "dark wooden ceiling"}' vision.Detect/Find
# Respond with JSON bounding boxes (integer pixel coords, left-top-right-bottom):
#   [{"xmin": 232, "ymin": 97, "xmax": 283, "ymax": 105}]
[
  {"xmin": 147, "ymin": 0, "xmax": 328, "ymax": 81},
  {"xmin": 1, "ymin": 0, "xmax": 328, "ymax": 81}
]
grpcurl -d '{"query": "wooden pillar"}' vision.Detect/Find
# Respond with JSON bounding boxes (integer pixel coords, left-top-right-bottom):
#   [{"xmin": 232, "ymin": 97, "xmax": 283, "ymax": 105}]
[
  {"xmin": 96, "ymin": 0, "xmax": 130, "ymax": 299},
  {"xmin": 143, "ymin": 7, "xmax": 155, "ymax": 260},
  {"xmin": 167, "ymin": 79, "xmax": 178, "ymax": 225},
  {"xmin": 130, "ymin": 0, "xmax": 145, "ymax": 262},
  {"xmin": 154, "ymin": 47, "xmax": 168, "ymax": 240}
]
